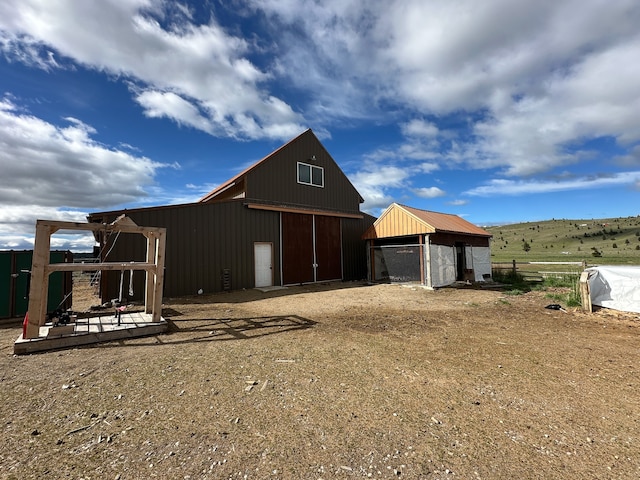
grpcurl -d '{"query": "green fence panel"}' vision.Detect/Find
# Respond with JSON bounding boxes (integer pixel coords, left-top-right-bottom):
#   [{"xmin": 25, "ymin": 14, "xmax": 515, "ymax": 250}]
[
  {"xmin": 0, "ymin": 250, "xmax": 72, "ymax": 319},
  {"xmin": 13, "ymin": 251, "xmax": 33, "ymax": 317},
  {"xmin": 47, "ymin": 251, "xmax": 70, "ymax": 313},
  {"xmin": 0, "ymin": 252, "xmax": 12, "ymax": 318}
]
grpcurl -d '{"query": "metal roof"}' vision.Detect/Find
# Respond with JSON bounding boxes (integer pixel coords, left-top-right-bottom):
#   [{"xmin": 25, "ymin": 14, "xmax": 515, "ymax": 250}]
[{"xmin": 362, "ymin": 203, "xmax": 492, "ymax": 239}]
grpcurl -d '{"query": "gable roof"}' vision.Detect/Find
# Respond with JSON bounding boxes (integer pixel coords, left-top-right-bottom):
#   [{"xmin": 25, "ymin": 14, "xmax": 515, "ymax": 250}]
[
  {"xmin": 198, "ymin": 132, "xmax": 298, "ymax": 203},
  {"xmin": 362, "ymin": 203, "xmax": 492, "ymax": 239},
  {"xmin": 199, "ymin": 129, "xmax": 364, "ymax": 204}
]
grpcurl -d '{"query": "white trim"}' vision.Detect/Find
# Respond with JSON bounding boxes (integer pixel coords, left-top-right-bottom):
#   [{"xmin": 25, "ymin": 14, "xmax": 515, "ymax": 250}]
[
  {"xmin": 297, "ymin": 161, "xmax": 324, "ymax": 188},
  {"xmin": 312, "ymin": 214, "xmax": 318, "ymax": 282},
  {"xmin": 279, "ymin": 212, "xmax": 283, "ymax": 287}
]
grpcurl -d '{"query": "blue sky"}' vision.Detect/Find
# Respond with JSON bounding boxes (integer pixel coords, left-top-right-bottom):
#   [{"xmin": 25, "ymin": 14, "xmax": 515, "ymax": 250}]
[{"xmin": 1, "ymin": 0, "xmax": 640, "ymax": 251}]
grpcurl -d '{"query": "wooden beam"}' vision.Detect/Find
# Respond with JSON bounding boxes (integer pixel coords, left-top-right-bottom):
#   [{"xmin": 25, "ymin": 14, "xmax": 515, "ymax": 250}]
[
  {"xmin": 24, "ymin": 218, "xmax": 167, "ymax": 339},
  {"xmin": 34, "ymin": 219, "xmax": 165, "ymax": 235},
  {"xmin": 579, "ymin": 271, "xmax": 592, "ymax": 313},
  {"xmin": 145, "ymin": 232, "xmax": 158, "ymax": 314},
  {"xmin": 44, "ymin": 262, "xmax": 158, "ymax": 273},
  {"xmin": 246, "ymin": 203, "xmax": 363, "ymax": 219},
  {"xmin": 151, "ymin": 230, "xmax": 166, "ymax": 322},
  {"xmin": 25, "ymin": 222, "xmax": 52, "ymax": 338}
]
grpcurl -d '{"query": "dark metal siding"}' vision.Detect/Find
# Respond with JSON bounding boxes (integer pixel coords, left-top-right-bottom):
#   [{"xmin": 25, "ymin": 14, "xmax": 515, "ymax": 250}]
[
  {"xmin": 315, "ymin": 215, "xmax": 342, "ymax": 281},
  {"xmin": 341, "ymin": 214, "xmax": 376, "ymax": 282},
  {"xmin": 430, "ymin": 233, "xmax": 491, "ymax": 248},
  {"xmin": 96, "ymin": 200, "xmax": 281, "ymax": 300},
  {"xmin": 247, "ymin": 131, "xmax": 362, "ymax": 213},
  {"xmin": 282, "ymin": 212, "xmax": 314, "ymax": 284},
  {"xmin": 93, "ymin": 203, "xmax": 374, "ymax": 300}
]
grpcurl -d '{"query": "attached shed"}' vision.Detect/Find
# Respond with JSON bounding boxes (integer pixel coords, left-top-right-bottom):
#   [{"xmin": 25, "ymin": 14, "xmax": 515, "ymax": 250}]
[
  {"xmin": 88, "ymin": 129, "xmax": 375, "ymax": 300},
  {"xmin": 362, "ymin": 203, "xmax": 492, "ymax": 288}
]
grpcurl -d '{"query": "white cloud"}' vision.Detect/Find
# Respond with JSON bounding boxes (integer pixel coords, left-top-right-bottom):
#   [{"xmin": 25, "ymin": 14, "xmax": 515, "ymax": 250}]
[
  {"xmin": 2, "ymin": 0, "xmax": 640, "ymax": 245},
  {"xmin": 0, "ymin": 97, "xmax": 175, "ymax": 249},
  {"xmin": 465, "ymin": 172, "xmax": 640, "ymax": 197},
  {"xmin": 402, "ymin": 119, "xmax": 439, "ymax": 139},
  {"xmin": 0, "ymin": 206, "xmax": 94, "ymax": 250},
  {"xmin": 0, "ymin": 0, "xmax": 305, "ymax": 141},
  {"xmin": 0, "ymin": 98, "xmax": 167, "ymax": 209},
  {"xmin": 615, "ymin": 145, "xmax": 640, "ymax": 166},
  {"xmin": 252, "ymin": 0, "xmax": 640, "ymax": 177},
  {"xmin": 413, "ymin": 187, "xmax": 445, "ymax": 199},
  {"xmin": 351, "ymin": 165, "xmax": 410, "ymax": 210},
  {"xmin": 4, "ymin": 0, "xmax": 640, "ymax": 169}
]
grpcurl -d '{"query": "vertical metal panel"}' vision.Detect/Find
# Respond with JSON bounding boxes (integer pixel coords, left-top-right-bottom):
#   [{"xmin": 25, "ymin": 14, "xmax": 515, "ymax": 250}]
[
  {"xmin": 282, "ymin": 212, "xmax": 314, "ymax": 284},
  {"xmin": 95, "ymin": 200, "xmax": 282, "ymax": 299},
  {"xmin": 341, "ymin": 214, "xmax": 376, "ymax": 281},
  {"xmin": 95, "ymin": 204, "xmax": 375, "ymax": 298},
  {"xmin": 14, "ymin": 251, "xmax": 33, "ymax": 315},
  {"xmin": 247, "ymin": 130, "xmax": 362, "ymax": 214},
  {"xmin": 0, "ymin": 251, "xmax": 13, "ymax": 318},
  {"xmin": 0, "ymin": 250, "xmax": 72, "ymax": 318},
  {"xmin": 315, "ymin": 215, "xmax": 342, "ymax": 281}
]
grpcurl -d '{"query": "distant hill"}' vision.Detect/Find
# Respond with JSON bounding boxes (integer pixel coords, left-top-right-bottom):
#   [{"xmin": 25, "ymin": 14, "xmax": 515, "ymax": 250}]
[{"xmin": 485, "ymin": 216, "xmax": 640, "ymax": 265}]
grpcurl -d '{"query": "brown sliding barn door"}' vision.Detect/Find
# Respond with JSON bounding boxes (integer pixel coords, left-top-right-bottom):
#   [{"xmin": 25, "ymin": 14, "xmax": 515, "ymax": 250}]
[
  {"xmin": 282, "ymin": 213, "xmax": 314, "ymax": 284},
  {"xmin": 315, "ymin": 215, "xmax": 342, "ymax": 281},
  {"xmin": 281, "ymin": 213, "xmax": 342, "ymax": 285}
]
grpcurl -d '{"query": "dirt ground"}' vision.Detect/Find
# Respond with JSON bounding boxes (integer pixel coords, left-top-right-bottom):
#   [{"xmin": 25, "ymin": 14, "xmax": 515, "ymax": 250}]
[{"xmin": 1, "ymin": 281, "xmax": 639, "ymax": 479}]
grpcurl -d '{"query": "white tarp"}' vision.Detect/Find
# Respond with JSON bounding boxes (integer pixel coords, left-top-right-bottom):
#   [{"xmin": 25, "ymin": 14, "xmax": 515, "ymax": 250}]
[
  {"xmin": 469, "ymin": 246, "xmax": 492, "ymax": 282},
  {"xmin": 586, "ymin": 266, "xmax": 640, "ymax": 313},
  {"xmin": 430, "ymin": 244, "xmax": 456, "ymax": 287}
]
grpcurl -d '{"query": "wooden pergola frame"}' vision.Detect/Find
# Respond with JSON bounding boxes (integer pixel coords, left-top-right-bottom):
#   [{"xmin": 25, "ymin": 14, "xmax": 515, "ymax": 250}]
[{"xmin": 24, "ymin": 217, "xmax": 166, "ymax": 339}]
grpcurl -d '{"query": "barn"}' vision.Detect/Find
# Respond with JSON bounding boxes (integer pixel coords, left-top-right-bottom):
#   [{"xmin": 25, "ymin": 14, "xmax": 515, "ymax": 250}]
[
  {"xmin": 362, "ymin": 203, "xmax": 492, "ymax": 288},
  {"xmin": 88, "ymin": 129, "xmax": 375, "ymax": 300}
]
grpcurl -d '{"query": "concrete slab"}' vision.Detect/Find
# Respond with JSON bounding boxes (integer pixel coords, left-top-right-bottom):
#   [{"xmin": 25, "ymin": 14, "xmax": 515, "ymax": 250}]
[
  {"xmin": 14, "ymin": 311, "xmax": 168, "ymax": 355},
  {"xmin": 255, "ymin": 286, "xmax": 288, "ymax": 293}
]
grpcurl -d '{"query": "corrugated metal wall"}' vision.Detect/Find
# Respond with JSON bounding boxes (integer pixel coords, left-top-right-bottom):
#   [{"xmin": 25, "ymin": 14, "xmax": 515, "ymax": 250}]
[
  {"xmin": 0, "ymin": 250, "xmax": 72, "ymax": 319},
  {"xmin": 97, "ymin": 200, "xmax": 281, "ymax": 300},
  {"xmin": 342, "ymin": 214, "xmax": 376, "ymax": 282},
  {"xmin": 248, "ymin": 131, "xmax": 363, "ymax": 214},
  {"xmin": 92, "ymin": 201, "xmax": 375, "ymax": 301}
]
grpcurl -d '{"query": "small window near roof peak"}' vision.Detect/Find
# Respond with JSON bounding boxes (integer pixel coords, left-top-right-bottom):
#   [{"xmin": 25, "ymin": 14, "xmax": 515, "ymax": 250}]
[{"xmin": 297, "ymin": 161, "xmax": 324, "ymax": 187}]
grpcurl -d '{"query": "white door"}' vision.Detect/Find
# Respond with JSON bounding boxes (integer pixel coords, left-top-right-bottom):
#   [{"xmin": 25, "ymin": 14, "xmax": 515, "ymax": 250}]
[{"xmin": 254, "ymin": 243, "xmax": 273, "ymax": 288}]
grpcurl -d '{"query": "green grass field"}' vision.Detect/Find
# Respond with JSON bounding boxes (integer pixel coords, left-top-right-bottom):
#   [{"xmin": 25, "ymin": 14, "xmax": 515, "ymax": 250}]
[{"xmin": 486, "ymin": 216, "xmax": 640, "ymax": 265}]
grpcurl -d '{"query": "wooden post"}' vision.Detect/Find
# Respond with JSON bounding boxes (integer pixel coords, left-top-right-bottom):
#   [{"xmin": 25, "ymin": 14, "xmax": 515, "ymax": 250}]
[
  {"xmin": 23, "ymin": 218, "xmax": 167, "ymax": 337},
  {"xmin": 145, "ymin": 232, "xmax": 158, "ymax": 314},
  {"xmin": 418, "ymin": 235, "xmax": 425, "ymax": 285},
  {"xmin": 512, "ymin": 259, "xmax": 517, "ymax": 275},
  {"xmin": 425, "ymin": 234, "xmax": 432, "ymax": 289},
  {"xmin": 579, "ymin": 271, "xmax": 592, "ymax": 313},
  {"xmin": 151, "ymin": 229, "xmax": 166, "ymax": 322},
  {"xmin": 369, "ymin": 240, "xmax": 375, "ymax": 282},
  {"xmin": 25, "ymin": 222, "xmax": 53, "ymax": 339}
]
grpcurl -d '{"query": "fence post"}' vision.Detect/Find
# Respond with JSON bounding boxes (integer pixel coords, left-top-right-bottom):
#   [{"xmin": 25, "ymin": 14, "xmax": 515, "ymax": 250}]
[
  {"xmin": 579, "ymin": 271, "xmax": 592, "ymax": 313},
  {"xmin": 512, "ymin": 259, "xmax": 516, "ymax": 275}
]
